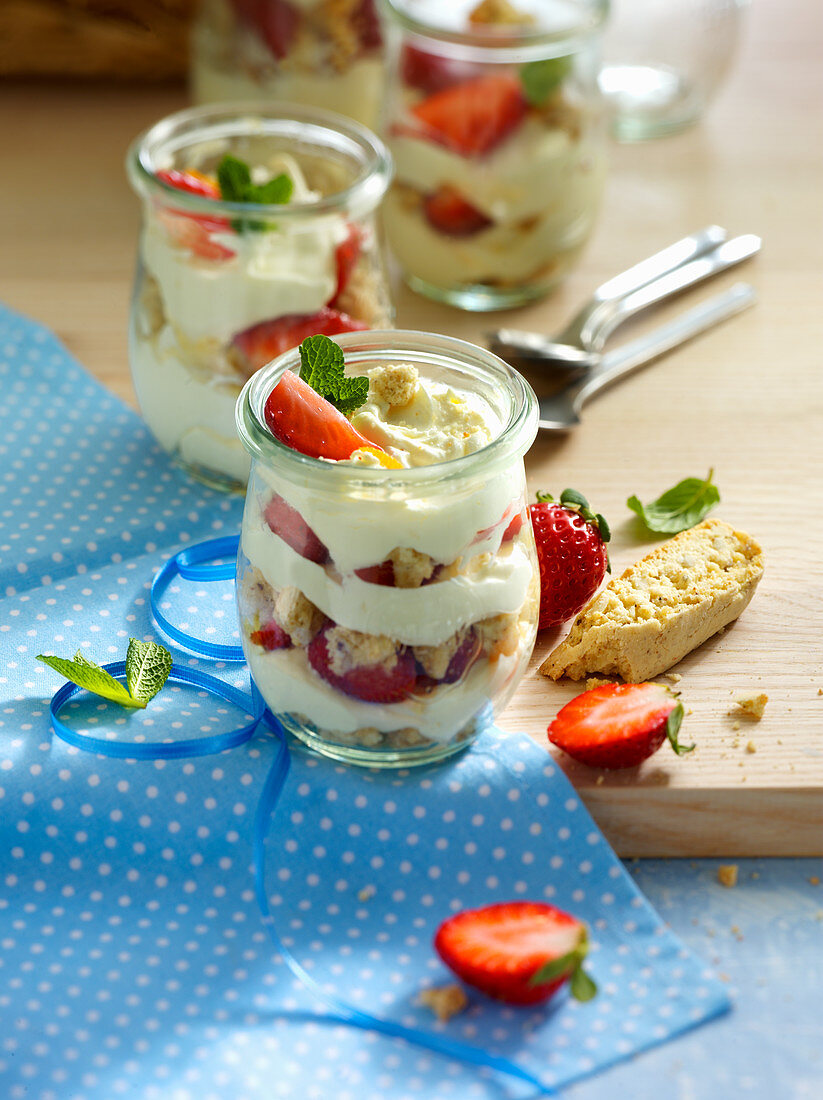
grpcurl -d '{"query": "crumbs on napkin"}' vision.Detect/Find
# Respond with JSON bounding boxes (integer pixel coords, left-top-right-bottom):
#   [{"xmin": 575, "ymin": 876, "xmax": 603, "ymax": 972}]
[
  {"xmin": 418, "ymin": 983, "xmax": 469, "ymax": 1021},
  {"xmin": 717, "ymin": 865, "xmax": 739, "ymax": 888}
]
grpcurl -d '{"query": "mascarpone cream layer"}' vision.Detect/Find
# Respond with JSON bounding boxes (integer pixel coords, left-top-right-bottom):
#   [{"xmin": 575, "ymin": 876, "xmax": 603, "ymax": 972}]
[
  {"xmin": 242, "ymin": 494, "xmax": 533, "ymax": 646},
  {"xmin": 131, "ymin": 325, "xmax": 250, "ymax": 483},
  {"xmin": 245, "ymin": 640, "xmax": 525, "ymax": 742}
]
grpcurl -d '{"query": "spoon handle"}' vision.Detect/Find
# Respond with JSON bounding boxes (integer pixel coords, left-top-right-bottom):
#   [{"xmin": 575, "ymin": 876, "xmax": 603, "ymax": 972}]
[{"xmin": 576, "ymin": 282, "xmax": 757, "ymax": 410}]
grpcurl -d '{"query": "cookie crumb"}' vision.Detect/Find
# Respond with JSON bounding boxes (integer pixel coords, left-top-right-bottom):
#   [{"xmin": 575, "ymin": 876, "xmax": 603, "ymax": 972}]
[
  {"xmin": 418, "ymin": 983, "xmax": 468, "ymax": 1021},
  {"xmin": 595, "ymin": 774, "xmax": 605, "ymax": 785},
  {"xmin": 717, "ymin": 865, "xmax": 739, "ymax": 888},
  {"xmin": 810, "ymin": 876, "xmax": 821, "ymax": 887},
  {"xmin": 732, "ymin": 721, "xmax": 741, "ymax": 731},
  {"xmin": 666, "ymin": 672, "xmax": 682, "ymax": 683},
  {"xmin": 357, "ymin": 885, "xmax": 376, "ymax": 902},
  {"xmin": 745, "ymin": 741, "xmax": 757, "ymax": 754},
  {"xmin": 733, "ymin": 692, "xmax": 768, "ymax": 719},
  {"xmin": 730, "ymin": 923, "xmax": 744, "ymax": 941}
]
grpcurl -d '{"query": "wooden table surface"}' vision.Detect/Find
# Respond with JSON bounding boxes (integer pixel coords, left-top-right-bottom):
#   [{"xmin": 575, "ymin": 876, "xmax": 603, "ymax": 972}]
[{"xmin": 1, "ymin": 0, "xmax": 821, "ymax": 856}]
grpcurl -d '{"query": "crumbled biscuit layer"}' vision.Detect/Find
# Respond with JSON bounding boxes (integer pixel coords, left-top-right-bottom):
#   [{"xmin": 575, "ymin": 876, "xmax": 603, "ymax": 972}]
[
  {"xmin": 541, "ymin": 519, "xmax": 764, "ymax": 683},
  {"xmin": 469, "ymin": 0, "xmax": 536, "ymax": 25},
  {"xmin": 368, "ymin": 362, "xmax": 419, "ymax": 408},
  {"xmin": 414, "ymin": 629, "xmax": 467, "ymax": 680},
  {"xmin": 475, "ymin": 612, "xmax": 520, "ymax": 659},
  {"xmin": 325, "ymin": 625, "xmax": 399, "ymax": 676},
  {"xmin": 274, "ymin": 586, "xmax": 324, "ymax": 647},
  {"xmin": 388, "ymin": 546, "xmax": 436, "ymax": 588}
]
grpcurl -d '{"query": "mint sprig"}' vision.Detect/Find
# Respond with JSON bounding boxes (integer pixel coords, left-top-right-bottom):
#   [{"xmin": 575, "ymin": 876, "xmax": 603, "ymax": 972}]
[
  {"xmin": 298, "ymin": 334, "xmax": 369, "ymax": 416},
  {"xmin": 528, "ymin": 928, "xmax": 597, "ymax": 1002},
  {"xmin": 520, "ymin": 55, "xmax": 572, "ymax": 105},
  {"xmin": 37, "ymin": 639, "xmax": 172, "ymax": 710},
  {"xmin": 216, "ymin": 154, "xmax": 293, "ymax": 232},
  {"xmin": 627, "ymin": 470, "xmax": 720, "ymax": 534}
]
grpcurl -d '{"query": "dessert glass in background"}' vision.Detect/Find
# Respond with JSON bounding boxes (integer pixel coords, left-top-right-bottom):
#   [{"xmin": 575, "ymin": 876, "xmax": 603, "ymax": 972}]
[
  {"xmin": 126, "ymin": 103, "xmax": 393, "ymax": 492},
  {"xmin": 379, "ymin": 0, "xmax": 608, "ymax": 311},
  {"xmin": 191, "ymin": 0, "xmax": 385, "ymax": 130},
  {"xmin": 235, "ymin": 330, "xmax": 540, "ymax": 767},
  {"xmin": 599, "ymin": 0, "xmax": 748, "ymax": 141}
]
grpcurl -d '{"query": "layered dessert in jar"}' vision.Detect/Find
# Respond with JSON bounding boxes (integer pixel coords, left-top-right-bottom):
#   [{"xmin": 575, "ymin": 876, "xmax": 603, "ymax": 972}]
[
  {"xmin": 381, "ymin": 0, "xmax": 607, "ymax": 310},
  {"xmin": 126, "ymin": 104, "xmax": 392, "ymax": 491},
  {"xmin": 192, "ymin": 0, "xmax": 384, "ymax": 130},
  {"xmin": 235, "ymin": 330, "xmax": 540, "ymax": 766}
]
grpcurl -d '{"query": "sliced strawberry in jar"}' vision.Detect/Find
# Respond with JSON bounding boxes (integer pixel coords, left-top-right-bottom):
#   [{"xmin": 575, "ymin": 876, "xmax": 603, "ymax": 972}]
[
  {"xmin": 333, "ymin": 224, "xmax": 363, "ymax": 302},
  {"xmin": 232, "ymin": 307, "xmax": 368, "ymax": 374},
  {"xmin": 354, "ymin": 560, "xmax": 396, "ymax": 586},
  {"xmin": 307, "ymin": 628, "xmax": 417, "ymax": 704},
  {"xmin": 155, "ymin": 168, "xmax": 234, "ymax": 259},
  {"xmin": 423, "ymin": 187, "xmax": 492, "ymax": 237},
  {"xmin": 250, "ymin": 620, "xmax": 291, "ymax": 650},
  {"xmin": 264, "ymin": 493, "xmax": 329, "ymax": 564},
  {"xmin": 410, "ymin": 74, "xmax": 527, "ymax": 157},
  {"xmin": 401, "ymin": 45, "xmax": 484, "ymax": 95},
  {"xmin": 441, "ymin": 631, "xmax": 481, "ymax": 684},
  {"xmin": 230, "ymin": 0, "xmax": 300, "ymax": 59},
  {"xmin": 502, "ymin": 511, "xmax": 524, "ymax": 541},
  {"xmin": 264, "ymin": 369, "xmax": 380, "ymax": 461},
  {"xmin": 353, "ymin": 0, "xmax": 382, "ymax": 49}
]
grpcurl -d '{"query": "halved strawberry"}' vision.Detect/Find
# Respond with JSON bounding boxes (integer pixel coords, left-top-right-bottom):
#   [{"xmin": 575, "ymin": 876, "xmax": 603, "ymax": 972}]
[
  {"xmin": 333, "ymin": 224, "xmax": 363, "ymax": 302},
  {"xmin": 410, "ymin": 74, "xmax": 527, "ymax": 157},
  {"xmin": 307, "ymin": 627, "xmax": 417, "ymax": 704},
  {"xmin": 250, "ymin": 620, "xmax": 291, "ymax": 650},
  {"xmin": 230, "ymin": 0, "xmax": 300, "ymax": 59},
  {"xmin": 434, "ymin": 901, "xmax": 597, "ymax": 1006},
  {"xmin": 263, "ymin": 369, "xmax": 380, "ymax": 462},
  {"xmin": 423, "ymin": 187, "xmax": 492, "ymax": 237},
  {"xmin": 232, "ymin": 308, "xmax": 368, "ymax": 375},
  {"xmin": 548, "ymin": 682, "xmax": 693, "ymax": 770},
  {"xmin": 264, "ymin": 493, "xmax": 329, "ymax": 564},
  {"xmin": 401, "ymin": 45, "xmax": 484, "ymax": 94}
]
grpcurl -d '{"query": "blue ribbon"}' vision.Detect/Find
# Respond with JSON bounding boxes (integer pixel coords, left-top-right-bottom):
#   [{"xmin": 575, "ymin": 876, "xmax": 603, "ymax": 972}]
[
  {"xmin": 46, "ymin": 542, "xmax": 556, "ymax": 1097},
  {"xmin": 150, "ymin": 534, "xmax": 246, "ymax": 661}
]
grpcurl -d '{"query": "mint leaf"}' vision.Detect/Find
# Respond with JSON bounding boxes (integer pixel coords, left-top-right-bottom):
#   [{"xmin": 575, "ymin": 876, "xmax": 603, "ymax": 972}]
[
  {"xmin": 125, "ymin": 639, "xmax": 173, "ymax": 705},
  {"xmin": 37, "ymin": 652, "xmax": 142, "ymax": 709},
  {"xmin": 216, "ymin": 154, "xmax": 293, "ymax": 232},
  {"xmin": 298, "ymin": 334, "xmax": 370, "ymax": 416},
  {"xmin": 37, "ymin": 638, "xmax": 173, "ymax": 710},
  {"xmin": 520, "ymin": 55, "xmax": 572, "ymax": 106},
  {"xmin": 627, "ymin": 470, "xmax": 720, "ymax": 534}
]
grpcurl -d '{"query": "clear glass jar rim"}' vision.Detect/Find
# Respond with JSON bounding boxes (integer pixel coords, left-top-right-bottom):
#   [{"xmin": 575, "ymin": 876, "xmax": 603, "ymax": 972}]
[
  {"xmin": 126, "ymin": 101, "xmax": 393, "ymax": 219},
  {"xmin": 236, "ymin": 330, "xmax": 539, "ymax": 493},
  {"xmin": 380, "ymin": 0, "xmax": 608, "ymax": 56}
]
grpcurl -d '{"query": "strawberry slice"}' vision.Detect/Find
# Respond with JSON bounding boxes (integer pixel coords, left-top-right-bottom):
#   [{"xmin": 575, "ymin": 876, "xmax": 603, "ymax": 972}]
[
  {"xmin": 401, "ymin": 45, "xmax": 484, "ymax": 94},
  {"xmin": 264, "ymin": 369, "xmax": 380, "ymax": 461},
  {"xmin": 423, "ymin": 187, "xmax": 492, "ymax": 237},
  {"xmin": 264, "ymin": 493, "xmax": 329, "ymax": 564},
  {"xmin": 502, "ymin": 511, "xmax": 524, "ymax": 542},
  {"xmin": 230, "ymin": 0, "xmax": 300, "ymax": 60},
  {"xmin": 435, "ymin": 901, "xmax": 596, "ymax": 1006},
  {"xmin": 250, "ymin": 620, "xmax": 291, "ymax": 650},
  {"xmin": 410, "ymin": 74, "xmax": 527, "ymax": 157},
  {"xmin": 333, "ymin": 224, "xmax": 363, "ymax": 302},
  {"xmin": 354, "ymin": 560, "xmax": 396, "ymax": 586},
  {"xmin": 353, "ymin": 0, "xmax": 382, "ymax": 50},
  {"xmin": 307, "ymin": 627, "xmax": 417, "ymax": 704},
  {"xmin": 232, "ymin": 308, "xmax": 368, "ymax": 375},
  {"xmin": 155, "ymin": 168, "xmax": 234, "ymax": 260},
  {"xmin": 548, "ymin": 683, "xmax": 693, "ymax": 770}
]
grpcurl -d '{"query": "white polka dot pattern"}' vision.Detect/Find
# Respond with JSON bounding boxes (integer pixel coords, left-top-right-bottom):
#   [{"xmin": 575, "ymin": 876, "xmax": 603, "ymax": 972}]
[{"xmin": 0, "ymin": 304, "xmax": 730, "ymax": 1098}]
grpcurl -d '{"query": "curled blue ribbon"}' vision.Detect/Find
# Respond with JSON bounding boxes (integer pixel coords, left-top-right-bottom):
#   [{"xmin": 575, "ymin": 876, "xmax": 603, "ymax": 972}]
[
  {"xmin": 47, "ymin": 542, "xmax": 556, "ymax": 1096},
  {"xmin": 150, "ymin": 534, "xmax": 246, "ymax": 661}
]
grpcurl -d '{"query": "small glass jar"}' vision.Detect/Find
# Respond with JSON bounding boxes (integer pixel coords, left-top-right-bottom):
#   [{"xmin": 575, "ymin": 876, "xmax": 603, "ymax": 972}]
[
  {"xmin": 126, "ymin": 103, "xmax": 393, "ymax": 492},
  {"xmin": 380, "ymin": 0, "xmax": 608, "ymax": 311},
  {"xmin": 191, "ymin": 0, "xmax": 386, "ymax": 131},
  {"xmin": 235, "ymin": 330, "xmax": 540, "ymax": 767}
]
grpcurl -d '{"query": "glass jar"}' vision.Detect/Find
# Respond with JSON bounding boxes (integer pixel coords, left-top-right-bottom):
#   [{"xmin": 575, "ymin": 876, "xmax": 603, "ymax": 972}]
[
  {"xmin": 126, "ymin": 103, "xmax": 393, "ymax": 493},
  {"xmin": 380, "ymin": 0, "xmax": 608, "ymax": 311},
  {"xmin": 599, "ymin": 0, "xmax": 748, "ymax": 141},
  {"xmin": 235, "ymin": 330, "xmax": 540, "ymax": 767},
  {"xmin": 191, "ymin": 0, "xmax": 385, "ymax": 131}
]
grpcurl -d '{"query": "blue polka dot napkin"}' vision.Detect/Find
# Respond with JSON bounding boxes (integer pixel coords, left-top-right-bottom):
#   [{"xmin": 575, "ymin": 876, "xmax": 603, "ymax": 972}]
[{"xmin": 0, "ymin": 303, "xmax": 729, "ymax": 1100}]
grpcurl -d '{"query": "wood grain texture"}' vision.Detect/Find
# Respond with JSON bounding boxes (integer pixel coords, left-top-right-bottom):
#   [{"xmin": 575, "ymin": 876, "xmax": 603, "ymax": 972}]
[{"xmin": 0, "ymin": 1, "xmax": 821, "ymax": 855}]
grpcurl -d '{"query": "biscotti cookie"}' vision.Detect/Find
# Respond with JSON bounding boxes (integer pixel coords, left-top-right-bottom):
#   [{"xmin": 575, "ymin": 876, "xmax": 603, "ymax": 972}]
[{"xmin": 540, "ymin": 518, "xmax": 764, "ymax": 683}]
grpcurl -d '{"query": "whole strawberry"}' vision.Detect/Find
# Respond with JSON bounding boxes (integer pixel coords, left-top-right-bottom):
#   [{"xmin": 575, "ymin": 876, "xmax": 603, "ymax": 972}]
[{"xmin": 529, "ymin": 489, "xmax": 610, "ymax": 630}]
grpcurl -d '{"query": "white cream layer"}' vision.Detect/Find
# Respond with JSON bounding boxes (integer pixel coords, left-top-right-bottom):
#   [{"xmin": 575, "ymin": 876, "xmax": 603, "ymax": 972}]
[
  {"xmin": 390, "ymin": 117, "xmax": 587, "ymax": 226},
  {"xmin": 241, "ymin": 491, "xmax": 532, "ymax": 646},
  {"xmin": 245, "ymin": 640, "xmax": 524, "ymax": 742},
  {"xmin": 131, "ymin": 325, "xmax": 250, "ymax": 483}
]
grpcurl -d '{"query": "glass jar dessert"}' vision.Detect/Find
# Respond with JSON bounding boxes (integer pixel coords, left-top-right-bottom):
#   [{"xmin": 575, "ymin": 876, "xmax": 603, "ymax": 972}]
[
  {"xmin": 126, "ymin": 103, "xmax": 393, "ymax": 492},
  {"xmin": 235, "ymin": 329, "xmax": 540, "ymax": 767},
  {"xmin": 380, "ymin": 0, "xmax": 608, "ymax": 310},
  {"xmin": 191, "ymin": 0, "xmax": 385, "ymax": 131}
]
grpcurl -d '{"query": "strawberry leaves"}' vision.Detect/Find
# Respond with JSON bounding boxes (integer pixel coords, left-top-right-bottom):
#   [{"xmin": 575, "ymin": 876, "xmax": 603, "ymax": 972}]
[
  {"xmin": 627, "ymin": 470, "xmax": 720, "ymax": 534},
  {"xmin": 528, "ymin": 930, "xmax": 598, "ymax": 1002},
  {"xmin": 37, "ymin": 640, "xmax": 172, "ymax": 709},
  {"xmin": 298, "ymin": 333, "xmax": 369, "ymax": 416},
  {"xmin": 665, "ymin": 700, "xmax": 695, "ymax": 756}
]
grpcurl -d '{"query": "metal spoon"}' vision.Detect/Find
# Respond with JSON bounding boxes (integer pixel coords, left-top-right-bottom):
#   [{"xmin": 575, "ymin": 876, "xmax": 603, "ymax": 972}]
[
  {"xmin": 489, "ymin": 229, "xmax": 760, "ymax": 368},
  {"xmin": 535, "ymin": 282, "xmax": 756, "ymax": 430}
]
